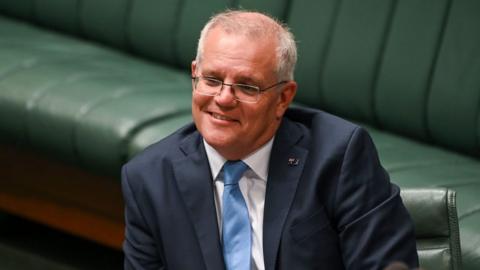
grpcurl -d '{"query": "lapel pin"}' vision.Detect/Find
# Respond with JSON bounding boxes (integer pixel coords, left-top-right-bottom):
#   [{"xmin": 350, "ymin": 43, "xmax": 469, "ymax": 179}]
[{"xmin": 288, "ymin": 158, "xmax": 299, "ymax": 166}]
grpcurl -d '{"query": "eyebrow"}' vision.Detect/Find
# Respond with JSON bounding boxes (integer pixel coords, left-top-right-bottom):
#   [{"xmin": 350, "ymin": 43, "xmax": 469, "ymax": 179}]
[
  {"xmin": 233, "ymin": 75, "xmax": 260, "ymax": 85},
  {"xmin": 201, "ymin": 71, "xmax": 262, "ymax": 85}
]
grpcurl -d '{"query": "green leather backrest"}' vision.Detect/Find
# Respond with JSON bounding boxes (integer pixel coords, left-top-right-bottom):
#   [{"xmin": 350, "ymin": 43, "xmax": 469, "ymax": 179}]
[
  {"xmin": 289, "ymin": 0, "xmax": 398, "ymax": 123},
  {"xmin": 287, "ymin": 0, "xmax": 480, "ymax": 156},
  {"xmin": 238, "ymin": 0, "xmax": 289, "ymax": 19},
  {"xmin": 170, "ymin": 0, "xmax": 292, "ymax": 69},
  {"xmin": 174, "ymin": 0, "xmax": 230, "ymax": 69},
  {"xmin": 319, "ymin": 0, "xmax": 395, "ymax": 124},
  {"xmin": 1, "ymin": 0, "xmax": 478, "ymax": 156},
  {"xmin": 33, "ymin": 0, "xmax": 80, "ymax": 34},
  {"xmin": 80, "ymin": 0, "xmax": 130, "ymax": 48},
  {"xmin": 287, "ymin": 0, "xmax": 338, "ymax": 109},
  {"xmin": 374, "ymin": 0, "xmax": 450, "ymax": 141},
  {"xmin": 126, "ymin": 0, "xmax": 183, "ymax": 65},
  {"xmin": 427, "ymin": 0, "xmax": 480, "ymax": 156},
  {"xmin": 0, "ymin": 0, "xmax": 33, "ymax": 19},
  {"xmin": 401, "ymin": 188, "xmax": 462, "ymax": 270}
]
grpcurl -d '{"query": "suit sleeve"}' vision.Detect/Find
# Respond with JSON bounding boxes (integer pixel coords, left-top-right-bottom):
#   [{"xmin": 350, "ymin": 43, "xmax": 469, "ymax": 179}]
[
  {"xmin": 333, "ymin": 127, "xmax": 419, "ymax": 270},
  {"xmin": 122, "ymin": 165, "xmax": 165, "ymax": 270}
]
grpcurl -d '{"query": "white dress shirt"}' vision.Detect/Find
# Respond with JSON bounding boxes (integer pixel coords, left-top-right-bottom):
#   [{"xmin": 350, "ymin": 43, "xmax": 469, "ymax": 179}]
[{"xmin": 203, "ymin": 138, "xmax": 274, "ymax": 270}]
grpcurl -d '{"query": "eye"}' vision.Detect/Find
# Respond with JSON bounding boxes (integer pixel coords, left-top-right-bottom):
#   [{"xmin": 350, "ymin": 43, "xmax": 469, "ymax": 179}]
[
  {"xmin": 235, "ymin": 84, "xmax": 258, "ymax": 96},
  {"xmin": 203, "ymin": 77, "xmax": 222, "ymax": 87}
]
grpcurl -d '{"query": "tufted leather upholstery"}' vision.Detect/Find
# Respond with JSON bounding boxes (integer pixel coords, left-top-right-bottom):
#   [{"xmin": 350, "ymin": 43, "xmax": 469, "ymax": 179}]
[{"xmin": 401, "ymin": 188, "xmax": 462, "ymax": 270}]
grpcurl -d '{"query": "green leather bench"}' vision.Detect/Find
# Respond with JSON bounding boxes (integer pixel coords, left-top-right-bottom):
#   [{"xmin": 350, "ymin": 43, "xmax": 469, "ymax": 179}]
[
  {"xmin": 0, "ymin": 0, "xmax": 479, "ymax": 269},
  {"xmin": 402, "ymin": 188, "xmax": 462, "ymax": 270}
]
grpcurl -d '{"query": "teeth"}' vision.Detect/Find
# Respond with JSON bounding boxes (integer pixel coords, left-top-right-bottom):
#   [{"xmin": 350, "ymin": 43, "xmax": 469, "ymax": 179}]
[{"xmin": 212, "ymin": 113, "xmax": 231, "ymax": 121}]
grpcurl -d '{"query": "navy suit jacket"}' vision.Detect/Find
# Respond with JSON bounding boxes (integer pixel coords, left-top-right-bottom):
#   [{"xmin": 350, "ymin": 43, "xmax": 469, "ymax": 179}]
[{"xmin": 122, "ymin": 107, "xmax": 419, "ymax": 270}]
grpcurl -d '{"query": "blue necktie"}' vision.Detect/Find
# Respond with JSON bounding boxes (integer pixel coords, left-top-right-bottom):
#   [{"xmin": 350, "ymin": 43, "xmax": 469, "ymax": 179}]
[{"xmin": 222, "ymin": 160, "xmax": 251, "ymax": 270}]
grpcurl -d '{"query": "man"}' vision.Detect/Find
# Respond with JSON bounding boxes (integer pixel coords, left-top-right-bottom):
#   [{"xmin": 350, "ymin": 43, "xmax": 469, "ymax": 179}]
[{"xmin": 122, "ymin": 10, "xmax": 418, "ymax": 270}]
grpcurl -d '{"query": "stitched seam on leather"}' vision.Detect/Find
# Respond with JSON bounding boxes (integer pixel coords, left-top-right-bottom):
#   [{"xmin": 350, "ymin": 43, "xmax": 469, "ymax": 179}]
[
  {"xmin": 417, "ymin": 246, "xmax": 449, "ymax": 251},
  {"xmin": 475, "ymin": 85, "xmax": 480, "ymax": 155},
  {"xmin": 448, "ymin": 190, "xmax": 462, "ymax": 270},
  {"xmin": 371, "ymin": 0, "xmax": 398, "ymax": 127},
  {"xmin": 316, "ymin": 0, "xmax": 343, "ymax": 109},
  {"xmin": 424, "ymin": 0, "xmax": 453, "ymax": 142}
]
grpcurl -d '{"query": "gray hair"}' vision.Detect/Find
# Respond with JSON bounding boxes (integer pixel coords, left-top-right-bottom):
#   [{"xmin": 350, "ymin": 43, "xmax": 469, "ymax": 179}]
[{"xmin": 195, "ymin": 10, "xmax": 297, "ymax": 81}]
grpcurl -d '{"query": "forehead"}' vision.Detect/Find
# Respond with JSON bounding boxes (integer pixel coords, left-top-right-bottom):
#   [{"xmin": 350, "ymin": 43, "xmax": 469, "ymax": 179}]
[{"xmin": 199, "ymin": 27, "xmax": 278, "ymax": 82}]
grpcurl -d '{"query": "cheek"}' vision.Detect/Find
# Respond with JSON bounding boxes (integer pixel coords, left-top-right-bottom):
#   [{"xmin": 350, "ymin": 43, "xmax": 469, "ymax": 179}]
[
  {"xmin": 192, "ymin": 94, "xmax": 208, "ymax": 112},
  {"xmin": 192, "ymin": 95, "xmax": 207, "ymax": 126},
  {"xmin": 244, "ymin": 103, "xmax": 277, "ymax": 130},
  {"xmin": 191, "ymin": 97, "xmax": 199, "ymax": 117}
]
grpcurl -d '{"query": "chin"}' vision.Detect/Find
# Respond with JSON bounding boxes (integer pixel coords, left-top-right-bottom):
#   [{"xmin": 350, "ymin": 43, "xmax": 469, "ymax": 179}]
[
  {"xmin": 203, "ymin": 134, "xmax": 233, "ymax": 149},
  {"xmin": 204, "ymin": 132, "xmax": 241, "ymax": 153}
]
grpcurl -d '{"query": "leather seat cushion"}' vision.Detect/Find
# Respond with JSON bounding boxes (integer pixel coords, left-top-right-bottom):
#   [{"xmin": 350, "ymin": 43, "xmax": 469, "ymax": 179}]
[
  {"xmin": 368, "ymin": 127, "xmax": 480, "ymax": 270},
  {"xmin": 0, "ymin": 16, "xmax": 191, "ymax": 175}
]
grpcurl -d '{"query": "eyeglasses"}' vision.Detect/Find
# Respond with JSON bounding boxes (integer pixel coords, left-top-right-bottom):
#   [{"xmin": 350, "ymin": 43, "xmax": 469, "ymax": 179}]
[{"xmin": 192, "ymin": 76, "xmax": 288, "ymax": 103}]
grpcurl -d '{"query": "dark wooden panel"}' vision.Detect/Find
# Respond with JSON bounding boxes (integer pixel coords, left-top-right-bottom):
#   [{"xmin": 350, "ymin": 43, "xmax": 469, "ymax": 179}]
[{"xmin": 0, "ymin": 143, "xmax": 124, "ymax": 249}]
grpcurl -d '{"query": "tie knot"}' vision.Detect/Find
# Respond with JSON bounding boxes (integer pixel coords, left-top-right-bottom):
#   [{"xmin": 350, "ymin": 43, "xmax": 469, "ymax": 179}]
[{"xmin": 223, "ymin": 160, "xmax": 248, "ymax": 185}]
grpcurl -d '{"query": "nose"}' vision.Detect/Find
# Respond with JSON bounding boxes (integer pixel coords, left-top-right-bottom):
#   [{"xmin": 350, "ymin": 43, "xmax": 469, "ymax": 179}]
[{"xmin": 214, "ymin": 84, "xmax": 237, "ymax": 106}]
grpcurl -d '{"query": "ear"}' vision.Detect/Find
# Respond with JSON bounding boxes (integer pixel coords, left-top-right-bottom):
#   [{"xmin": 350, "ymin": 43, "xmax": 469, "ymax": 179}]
[
  {"xmin": 191, "ymin": 61, "xmax": 197, "ymax": 91},
  {"xmin": 191, "ymin": 60, "xmax": 197, "ymax": 77},
  {"xmin": 275, "ymin": 81, "xmax": 297, "ymax": 119}
]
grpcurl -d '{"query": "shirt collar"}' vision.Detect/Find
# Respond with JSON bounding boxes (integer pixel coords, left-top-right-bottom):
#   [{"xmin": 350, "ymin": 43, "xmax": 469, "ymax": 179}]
[{"xmin": 203, "ymin": 138, "xmax": 274, "ymax": 182}]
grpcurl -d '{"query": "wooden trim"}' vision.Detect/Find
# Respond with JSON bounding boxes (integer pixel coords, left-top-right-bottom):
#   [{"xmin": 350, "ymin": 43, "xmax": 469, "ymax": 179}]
[{"xmin": 0, "ymin": 143, "xmax": 124, "ymax": 249}]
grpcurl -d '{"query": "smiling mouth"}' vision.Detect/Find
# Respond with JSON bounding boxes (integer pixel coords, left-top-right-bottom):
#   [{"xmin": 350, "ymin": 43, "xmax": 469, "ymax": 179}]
[{"xmin": 210, "ymin": 112, "xmax": 236, "ymax": 122}]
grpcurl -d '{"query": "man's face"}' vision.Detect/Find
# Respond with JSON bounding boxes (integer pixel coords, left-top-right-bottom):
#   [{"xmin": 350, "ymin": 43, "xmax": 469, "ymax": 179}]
[{"xmin": 191, "ymin": 27, "xmax": 296, "ymax": 160}]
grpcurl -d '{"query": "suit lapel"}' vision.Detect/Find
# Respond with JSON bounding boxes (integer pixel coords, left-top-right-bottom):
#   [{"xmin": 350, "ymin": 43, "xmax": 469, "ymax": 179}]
[
  {"xmin": 263, "ymin": 119, "xmax": 308, "ymax": 270},
  {"xmin": 173, "ymin": 133, "xmax": 225, "ymax": 270}
]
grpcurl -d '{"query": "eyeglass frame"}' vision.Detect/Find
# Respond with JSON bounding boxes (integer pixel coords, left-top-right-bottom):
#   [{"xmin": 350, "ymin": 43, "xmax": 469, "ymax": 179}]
[{"xmin": 191, "ymin": 76, "xmax": 288, "ymax": 103}]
